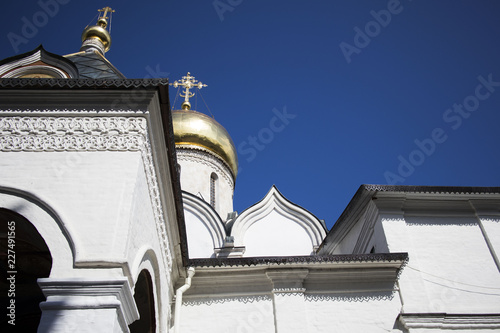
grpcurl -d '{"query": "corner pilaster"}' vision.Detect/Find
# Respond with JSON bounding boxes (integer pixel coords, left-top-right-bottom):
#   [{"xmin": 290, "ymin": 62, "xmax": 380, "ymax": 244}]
[{"xmin": 37, "ymin": 278, "xmax": 139, "ymax": 333}]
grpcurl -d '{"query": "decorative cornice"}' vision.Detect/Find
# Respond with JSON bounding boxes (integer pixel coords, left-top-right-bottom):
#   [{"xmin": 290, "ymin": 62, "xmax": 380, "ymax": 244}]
[
  {"xmin": 273, "ymin": 287, "xmax": 306, "ymax": 294},
  {"xmin": 182, "ymin": 294, "xmax": 271, "ymax": 306},
  {"xmin": 188, "ymin": 252, "xmax": 408, "ymax": 268},
  {"xmin": 364, "ymin": 184, "xmax": 500, "ymax": 195},
  {"xmin": 398, "ymin": 313, "xmax": 500, "ymax": 329},
  {"xmin": 0, "ymin": 117, "xmax": 146, "ymax": 151},
  {"xmin": 305, "ymin": 292, "xmax": 395, "ymax": 302},
  {"xmin": 0, "ymin": 78, "xmax": 169, "ymax": 89},
  {"xmin": 176, "ymin": 146, "xmax": 234, "ymax": 190}
]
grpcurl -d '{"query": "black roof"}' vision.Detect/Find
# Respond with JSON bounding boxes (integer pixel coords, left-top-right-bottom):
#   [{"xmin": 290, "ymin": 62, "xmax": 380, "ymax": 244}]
[{"xmin": 65, "ymin": 51, "xmax": 125, "ymax": 79}]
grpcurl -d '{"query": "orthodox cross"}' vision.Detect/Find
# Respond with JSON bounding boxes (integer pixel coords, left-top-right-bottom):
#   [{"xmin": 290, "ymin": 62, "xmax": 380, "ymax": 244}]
[
  {"xmin": 98, "ymin": 7, "xmax": 115, "ymax": 21},
  {"xmin": 170, "ymin": 72, "xmax": 207, "ymax": 110},
  {"xmin": 97, "ymin": 7, "xmax": 115, "ymax": 28}
]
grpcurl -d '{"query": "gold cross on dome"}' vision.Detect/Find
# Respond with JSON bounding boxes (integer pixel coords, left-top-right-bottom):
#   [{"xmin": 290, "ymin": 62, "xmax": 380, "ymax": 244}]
[
  {"xmin": 170, "ymin": 72, "xmax": 207, "ymax": 110},
  {"xmin": 97, "ymin": 7, "xmax": 115, "ymax": 28},
  {"xmin": 98, "ymin": 7, "xmax": 115, "ymax": 20}
]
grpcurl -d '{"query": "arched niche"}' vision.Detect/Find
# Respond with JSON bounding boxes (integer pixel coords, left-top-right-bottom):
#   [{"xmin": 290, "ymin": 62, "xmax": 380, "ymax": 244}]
[
  {"xmin": 129, "ymin": 270, "xmax": 156, "ymax": 333},
  {"xmin": 0, "ymin": 208, "xmax": 52, "ymax": 331}
]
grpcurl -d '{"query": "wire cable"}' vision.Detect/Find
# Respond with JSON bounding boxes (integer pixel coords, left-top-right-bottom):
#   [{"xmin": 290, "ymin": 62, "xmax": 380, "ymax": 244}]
[
  {"xmin": 197, "ymin": 89, "xmax": 214, "ymax": 118},
  {"xmin": 407, "ymin": 265, "xmax": 500, "ymax": 290}
]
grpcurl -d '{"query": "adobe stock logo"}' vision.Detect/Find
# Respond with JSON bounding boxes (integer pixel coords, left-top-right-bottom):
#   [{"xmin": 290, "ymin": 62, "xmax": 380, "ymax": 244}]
[
  {"xmin": 213, "ymin": 0, "xmax": 243, "ymax": 22},
  {"xmin": 384, "ymin": 73, "xmax": 499, "ymax": 185},
  {"xmin": 339, "ymin": 0, "xmax": 411, "ymax": 64},
  {"xmin": 237, "ymin": 106, "xmax": 296, "ymax": 170},
  {"xmin": 7, "ymin": 0, "xmax": 71, "ymax": 53}
]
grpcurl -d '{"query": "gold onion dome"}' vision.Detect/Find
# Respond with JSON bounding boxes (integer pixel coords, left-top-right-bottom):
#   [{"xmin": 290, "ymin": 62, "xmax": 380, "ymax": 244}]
[
  {"xmin": 81, "ymin": 24, "xmax": 111, "ymax": 52},
  {"xmin": 170, "ymin": 73, "xmax": 238, "ymax": 178},
  {"xmin": 172, "ymin": 109, "xmax": 238, "ymax": 178}
]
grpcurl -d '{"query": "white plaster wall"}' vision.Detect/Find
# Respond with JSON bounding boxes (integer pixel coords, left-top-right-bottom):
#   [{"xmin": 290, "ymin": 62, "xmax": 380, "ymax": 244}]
[
  {"xmin": 0, "ymin": 150, "xmax": 173, "ymax": 331},
  {"xmin": 179, "ymin": 297, "xmax": 275, "ymax": 333},
  {"xmin": 243, "ymin": 210, "xmax": 314, "ymax": 256},
  {"xmin": 184, "ymin": 208, "xmax": 218, "ymax": 258},
  {"xmin": 177, "ymin": 149, "xmax": 234, "ymax": 220},
  {"xmin": 305, "ymin": 292, "xmax": 402, "ymax": 332},
  {"xmin": 0, "ymin": 151, "xmax": 142, "ymax": 269},
  {"xmin": 126, "ymin": 160, "xmax": 172, "ymax": 331},
  {"xmin": 38, "ymin": 308, "xmax": 123, "ymax": 333},
  {"xmin": 383, "ymin": 215, "xmax": 500, "ymax": 314},
  {"xmin": 479, "ymin": 216, "xmax": 500, "ymax": 268},
  {"xmin": 179, "ymin": 293, "xmax": 402, "ymax": 333},
  {"xmin": 332, "ymin": 216, "xmax": 364, "ymax": 254}
]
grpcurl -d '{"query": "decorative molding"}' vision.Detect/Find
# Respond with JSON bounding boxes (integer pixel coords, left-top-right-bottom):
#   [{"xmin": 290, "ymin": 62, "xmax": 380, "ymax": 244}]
[
  {"xmin": 0, "ymin": 116, "xmax": 173, "ymax": 272},
  {"xmin": 182, "ymin": 191, "xmax": 226, "ymax": 255},
  {"xmin": 38, "ymin": 278, "xmax": 139, "ymax": 330},
  {"xmin": 3, "ymin": 65, "xmax": 70, "ymax": 79},
  {"xmin": 0, "ymin": 116, "xmax": 147, "ymax": 135},
  {"xmin": 230, "ymin": 186, "xmax": 326, "ymax": 248},
  {"xmin": 0, "ymin": 108, "xmax": 148, "ymax": 114},
  {"xmin": 305, "ymin": 292, "xmax": 395, "ymax": 302},
  {"xmin": 0, "ymin": 117, "xmax": 147, "ymax": 151},
  {"xmin": 273, "ymin": 287, "xmax": 306, "ymax": 294},
  {"xmin": 398, "ymin": 313, "xmax": 500, "ymax": 330},
  {"xmin": 364, "ymin": 184, "xmax": 500, "ymax": 194},
  {"xmin": 0, "ymin": 134, "xmax": 143, "ymax": 151},
  {"xmin": 182, "ymin": 294, "xmax": 271, "ymax": 306},
  {"xmin": 0, "ymin": 77, "xmax": 169, "ymax": 89},
  {"xmin": 176, "ymin": 146, "xmax": 234, "ymax": 190},
  {"xmin": 0, "ymin": 46, "xmax": 78, "ymax": 79},
  {"xmin": 188, "ymin": 252, "xmax": 409, "ymax": 268}
]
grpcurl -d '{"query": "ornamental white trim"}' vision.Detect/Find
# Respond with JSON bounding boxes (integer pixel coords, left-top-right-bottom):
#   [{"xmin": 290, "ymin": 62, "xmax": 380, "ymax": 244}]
[
  {"xmin": 0, "ymin": 116, "xmax": 173, "ymax": 271},
  {"xmin": 176, "ymin": 146, "xmax": 234, "ymax": 190},
  {"xmin": 182, "ymin": 191, "xmax": 226, "ymax": 257},
  {"xmin": 231, "ymin": 186, "xmax": 327, "ymax": 249},
  {"xmin": 0, "ymin": 48, "xmax": 78, "ymax": 78}
]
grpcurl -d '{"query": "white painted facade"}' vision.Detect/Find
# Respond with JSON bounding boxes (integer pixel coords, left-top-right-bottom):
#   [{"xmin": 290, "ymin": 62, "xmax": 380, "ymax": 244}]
[
  {"xmin": 176, "ymin": 146, "xmax": 234, "ymax": 220},
  {"xmin": 0, "ymin": 86, "xmax": 183, "ymax": 332}
]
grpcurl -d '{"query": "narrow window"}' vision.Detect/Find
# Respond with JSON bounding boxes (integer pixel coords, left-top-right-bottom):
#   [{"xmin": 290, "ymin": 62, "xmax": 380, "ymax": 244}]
[{"xmin": 210, "ymin": 173, "xmax": 218, "ymax": 208}]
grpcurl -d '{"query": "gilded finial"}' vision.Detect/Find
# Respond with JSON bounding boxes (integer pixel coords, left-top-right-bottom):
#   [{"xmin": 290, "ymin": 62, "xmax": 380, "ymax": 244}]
[
  {"xmin": 80, "ymin": 7, "xmax": 115, "ymax": 54},
  {"xmin": 170, "ymin": 72, "xmax": 207, "ymax": 110},
  {"xmin": 97, "ymin": 6, "xmax": 115, "ymax": 28}
]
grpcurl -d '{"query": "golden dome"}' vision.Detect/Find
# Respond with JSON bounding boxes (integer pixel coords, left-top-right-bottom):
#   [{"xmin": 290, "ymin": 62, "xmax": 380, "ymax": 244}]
[
  {"xmin": 81, "ymin": 24, "xmax": 111, "ymax": 52},
  {"xmin": 172, "ymin": 110, "xmax": 238, "ymax": 178}
]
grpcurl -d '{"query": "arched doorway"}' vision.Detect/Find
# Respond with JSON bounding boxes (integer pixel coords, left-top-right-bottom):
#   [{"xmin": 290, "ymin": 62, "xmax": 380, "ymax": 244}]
[
  {"xmin": 0, "ymin": 208, "xmax": 52, "ymax": 330},
  {"xmin": 129, "ymin": 269, "xmax": 156, "ymax": 332}
]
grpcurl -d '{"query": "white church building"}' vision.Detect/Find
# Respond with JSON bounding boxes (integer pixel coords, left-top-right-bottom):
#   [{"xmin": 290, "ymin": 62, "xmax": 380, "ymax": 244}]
[{"xmin": 0, "ymin": 7, "xmax": 499, "ymax": 333}]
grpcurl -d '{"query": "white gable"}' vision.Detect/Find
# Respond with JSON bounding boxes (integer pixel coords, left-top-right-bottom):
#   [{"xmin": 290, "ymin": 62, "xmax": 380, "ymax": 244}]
[{"xmin": 230, "ymin": 186, "xmax": 327, "ymax": 257}]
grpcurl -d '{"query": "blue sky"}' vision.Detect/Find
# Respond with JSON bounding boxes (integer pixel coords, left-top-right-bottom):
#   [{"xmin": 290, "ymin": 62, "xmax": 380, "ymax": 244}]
[{"xmin": 1, "ymin": 1, "xmax": 499, "ymax": 229}]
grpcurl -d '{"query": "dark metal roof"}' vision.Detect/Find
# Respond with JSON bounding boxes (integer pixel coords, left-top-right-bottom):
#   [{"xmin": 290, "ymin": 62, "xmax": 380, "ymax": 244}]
[
  {"xmin": 0, "ymin": 77, "xmax": 168, "ymax": 89},
  {"xmin": 363, "ymin": 184, "xmax": 500, "ymax": 194},
  {"xmin": 188, "ymin": 252, "xmax": 408, "ymax": 267},
  {"xmin": 65, "ymin": 51, "xmax": 125, "ymax": 79}
]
